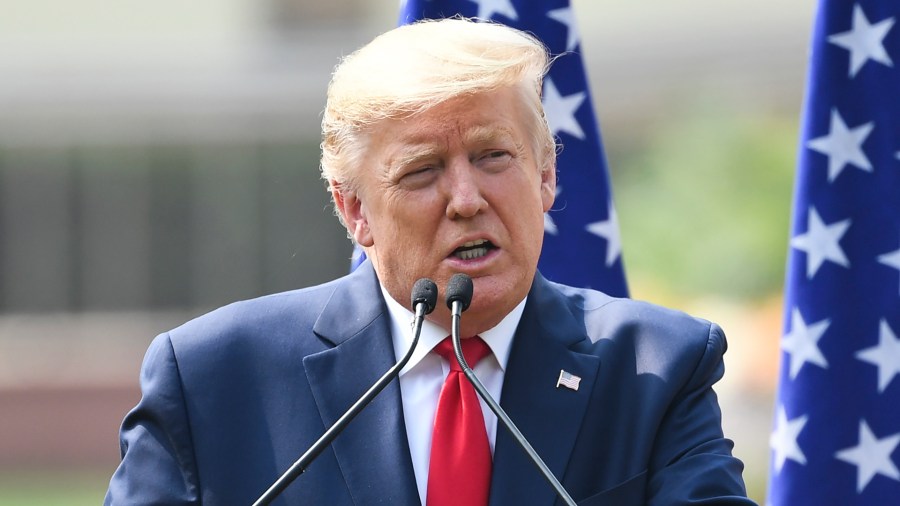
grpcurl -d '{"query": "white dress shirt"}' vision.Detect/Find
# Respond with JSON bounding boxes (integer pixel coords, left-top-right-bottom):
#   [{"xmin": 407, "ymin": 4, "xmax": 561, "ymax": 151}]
[{"xmin": 381, "ymin": 285, "xmax": 525, "ymax": 505}]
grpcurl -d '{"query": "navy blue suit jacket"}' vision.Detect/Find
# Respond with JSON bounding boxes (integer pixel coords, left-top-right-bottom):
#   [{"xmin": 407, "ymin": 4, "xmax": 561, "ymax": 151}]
[{"xmin": 106, "ymin": 262, "xmax": 754, "ymax": 505}]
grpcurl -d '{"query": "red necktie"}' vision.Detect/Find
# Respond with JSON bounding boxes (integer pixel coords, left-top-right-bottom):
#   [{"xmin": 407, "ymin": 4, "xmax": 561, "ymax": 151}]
[{"xmin": 427, "ymin": 336, "xmax": 493, "ymax": 506}]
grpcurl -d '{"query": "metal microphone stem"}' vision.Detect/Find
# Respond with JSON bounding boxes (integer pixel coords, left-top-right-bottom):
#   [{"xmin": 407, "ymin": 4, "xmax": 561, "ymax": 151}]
[
  {"xmin": 253, "ymin": 303, "xmax": 428, "ymax": 506},
  {"xmin": 450, "ymin": 301, "xmax": 576, "ymax": 506}
]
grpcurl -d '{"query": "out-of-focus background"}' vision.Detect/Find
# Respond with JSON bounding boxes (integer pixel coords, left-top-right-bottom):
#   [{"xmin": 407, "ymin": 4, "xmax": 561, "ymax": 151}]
[{"xmin": 0, "ymin": 0, "xmax": 814, "ymax": 503}]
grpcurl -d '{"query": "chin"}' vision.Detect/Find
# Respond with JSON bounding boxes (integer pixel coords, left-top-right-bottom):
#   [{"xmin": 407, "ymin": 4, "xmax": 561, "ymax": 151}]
[{"xmin": 469, "ymin": 283, "xmax": 510, "ymax": 313}]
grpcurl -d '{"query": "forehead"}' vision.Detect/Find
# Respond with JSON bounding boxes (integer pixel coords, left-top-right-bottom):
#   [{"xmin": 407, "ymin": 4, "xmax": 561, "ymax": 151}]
[{"xmin": 368, "ymin": 88, "xmax": 529, "ymax": 160}]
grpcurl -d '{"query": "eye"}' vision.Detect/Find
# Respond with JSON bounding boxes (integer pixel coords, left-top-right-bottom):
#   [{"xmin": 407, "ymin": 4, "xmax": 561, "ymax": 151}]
[
  {"xmin": 404, "ymin": 165, "xmax": 436, "ymax": 178},
  {"xmin": 410, "ymin": 165, "xmax": 434, "ymax": 175},
  {"xmin": 476, "ymin": 150, "xmax": 512, "ymax": 172},
  {"xmin": 398, "ymin": 165, "xmax": 438, "ymax": 190}
]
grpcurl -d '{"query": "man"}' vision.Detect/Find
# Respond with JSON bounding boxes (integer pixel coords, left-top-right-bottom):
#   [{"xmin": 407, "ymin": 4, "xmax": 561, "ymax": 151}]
[{"xmin": 106, "ymin": 18, "xmax": 755, "ymax": 505}]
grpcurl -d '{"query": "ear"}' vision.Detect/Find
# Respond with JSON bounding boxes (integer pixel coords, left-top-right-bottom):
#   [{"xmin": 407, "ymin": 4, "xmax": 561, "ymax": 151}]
[
  {"xmin": 539, "ymin": 165, "xmax": 557, "ymax": 213},
  {"xmin": 332, "ymin": 182, "xmax": 374, "ymax": 247}
]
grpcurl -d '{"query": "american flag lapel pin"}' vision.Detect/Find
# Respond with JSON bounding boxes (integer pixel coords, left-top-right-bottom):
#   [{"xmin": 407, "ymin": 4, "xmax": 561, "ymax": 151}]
[{"xmin": 556, "ymin": 370, "xmax": 581, "ymax": 391}]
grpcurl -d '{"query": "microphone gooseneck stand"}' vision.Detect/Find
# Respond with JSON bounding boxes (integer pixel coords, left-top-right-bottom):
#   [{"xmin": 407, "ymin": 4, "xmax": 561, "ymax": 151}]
[
  {"xmin": 445, "ymin": 273, "xmax": 577, "ymax": 506},
  {"xmin": 252, "ymin": 278, "xmax": 438, "ymax": 506}
]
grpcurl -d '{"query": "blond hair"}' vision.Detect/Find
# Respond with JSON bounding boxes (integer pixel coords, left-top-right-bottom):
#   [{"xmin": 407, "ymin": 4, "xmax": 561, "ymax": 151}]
[{"xmin": 321, "ymin": 18, "xmax": 556, "ymax": 195}]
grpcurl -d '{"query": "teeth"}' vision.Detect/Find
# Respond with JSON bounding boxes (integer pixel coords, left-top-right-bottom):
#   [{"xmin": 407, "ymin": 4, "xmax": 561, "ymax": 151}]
[
  {"xmin": 457, "ymin": 247, "xmax": 488, "ymax": 260},
  {"xmin": 453, "ymin": 239, "xmax": 491, "ymax": 260}
]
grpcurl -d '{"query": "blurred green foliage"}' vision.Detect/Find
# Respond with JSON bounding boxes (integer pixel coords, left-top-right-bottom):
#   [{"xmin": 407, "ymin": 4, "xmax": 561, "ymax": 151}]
[
  {"xmin": 610, "ymin": 100, "xmax": 798, "ymax": 301},
  {"xmin": 0, "ymin": 472, "xmax": 107, "ymax": 506}
]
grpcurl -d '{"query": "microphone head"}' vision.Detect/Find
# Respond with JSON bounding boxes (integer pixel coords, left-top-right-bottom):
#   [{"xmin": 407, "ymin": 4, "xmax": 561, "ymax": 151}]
[
  {"xmin": 445, "ymin": 273, "xmax": 474, "ymax": 312},
  {"xmin": 411, "ymin": 278, "xmax": 438, "ymax": 315}
]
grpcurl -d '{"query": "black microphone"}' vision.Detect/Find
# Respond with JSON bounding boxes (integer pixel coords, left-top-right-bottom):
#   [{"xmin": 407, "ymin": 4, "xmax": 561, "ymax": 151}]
[
  {"xmin": 445, "ymin": 273, "xmax": 576, "ymax": 506},
  {"xmin": 253, "ymin": 278, "xmax": 438, "ymax": 506},
  {"xmin": 446, "ymin": 271, "xmax": 474, "ymax": 314}
]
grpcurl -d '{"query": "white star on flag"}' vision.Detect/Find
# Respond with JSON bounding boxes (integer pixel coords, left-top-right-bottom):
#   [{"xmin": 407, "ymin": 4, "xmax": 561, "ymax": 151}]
[
  {"xmin": 789, "ymin": 207, "xmax": 852, "ymax": 278},
  {"xmin": 770, "ymin": 406, "xmax": 808, "ymax": 473},
  {"xmin": 585, "ymin": 202, "xmax": 622, "ymax": 267},
  {"xmin": 543, "ymin": 77, "xmax": 587, "ymax": 140},
  {"xmin": 835, "ymin": 419, "xmax": 900, "ymax": 493},
  {"xmin": 827, "ymin": 4, "xmax": 895, "ymax": 78},
  {"xmin": 781, "ymin": 308, "xmax": 830, "ymax": 379},
  {"xmin": 547, "ymin": 7, "xmax": 579, "ymax": 52},
  {"xmin": 543, "ymin": 214, "xmax": 558, "ymax": 235},
  {"xmin": 806, "ymin": 108, "xmax": 874, "ymax": 182},
  {"xmin": 878, "ymin": 243, "xmax": 900, "ymax": 296},
  {"xmin": 856, "ymin": 320, "xmax": 900, "ymax": 393},
  {"xmin": 769, "ymin": 0, "xmax": 900, "ymax": 503},
  {"xmin": 469, "ymin": 0, "xmax": 517, "ymax": 21}
]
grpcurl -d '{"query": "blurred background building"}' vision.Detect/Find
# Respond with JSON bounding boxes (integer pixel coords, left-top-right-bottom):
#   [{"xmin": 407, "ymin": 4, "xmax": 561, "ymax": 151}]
[{"xmin": 0, "ymin": 0, "xmax": 814, "ymax": 503}]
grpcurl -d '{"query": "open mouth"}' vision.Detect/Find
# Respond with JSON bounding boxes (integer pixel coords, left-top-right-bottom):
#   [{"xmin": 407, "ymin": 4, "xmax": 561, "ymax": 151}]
[{"xmin": 452, "ymin": 239, "xmax": 497, "ymax": 260}]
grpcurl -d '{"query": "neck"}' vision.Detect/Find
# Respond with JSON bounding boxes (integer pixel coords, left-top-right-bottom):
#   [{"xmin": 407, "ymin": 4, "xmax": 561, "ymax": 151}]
[{"xmin": 427, "ymin": 305, "xmax": 507, "ymax": 338}]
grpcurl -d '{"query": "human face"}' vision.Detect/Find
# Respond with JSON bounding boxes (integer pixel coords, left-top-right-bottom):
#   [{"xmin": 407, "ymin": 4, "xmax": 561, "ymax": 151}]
[{"xmin": 333, "ymin": 86, "xmax": 555, "ymax": 336}]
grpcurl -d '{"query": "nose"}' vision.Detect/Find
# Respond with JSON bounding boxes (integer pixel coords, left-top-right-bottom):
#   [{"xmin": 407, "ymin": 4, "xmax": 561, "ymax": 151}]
[{"xmin": 444, "ymin": 159, "xmax": 487, "ymax": 219}]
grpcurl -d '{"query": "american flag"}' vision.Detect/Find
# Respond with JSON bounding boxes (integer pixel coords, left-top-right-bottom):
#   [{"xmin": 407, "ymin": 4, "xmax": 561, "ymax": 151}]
[
  {"xmin": 768, "ymin": 1, "xmax": 900, "ymax": 504},
  {"xmin": 356, "ymin": 0, "xmax": 629, "ymax": 296},
  {"xmin": 556, "ymin": 369, "xmax": 581, "ymax": 391}
]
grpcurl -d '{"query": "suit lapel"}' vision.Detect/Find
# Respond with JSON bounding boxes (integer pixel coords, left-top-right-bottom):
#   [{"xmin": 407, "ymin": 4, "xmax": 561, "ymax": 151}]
[
  {"xmin": 304, "ymin": 262, "xmax": 420, "ymax": 505},
  {"xmin": 489, "ymin": 274, "xmax": 601, "ymax": 506}
]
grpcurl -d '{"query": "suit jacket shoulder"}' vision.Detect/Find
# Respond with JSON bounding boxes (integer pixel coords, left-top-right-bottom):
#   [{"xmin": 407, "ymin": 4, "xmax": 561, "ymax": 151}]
[
  {"xmin": 549, "ymin": 279, "xmax": 723, "ymax": 348},
  {"xmin": 550, "ymin": 281, "xmax": 728, "ymax": 386},
  {"xmin": 488, "ymin": 274, "xmax": 754, "ymax": 505},
  {"xmin": 106, "ymin": 262, "xmax": 420, "ymax": 506}
]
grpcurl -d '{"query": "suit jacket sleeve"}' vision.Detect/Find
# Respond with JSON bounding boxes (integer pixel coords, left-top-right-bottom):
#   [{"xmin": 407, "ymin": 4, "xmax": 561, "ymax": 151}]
[
  {"xmin": 645, "ymin": 322, "xmax": 753, "ymax": 505},
  {"xmin": 105, "ymin": 332, "xmax": 201, "ymax": 505}
]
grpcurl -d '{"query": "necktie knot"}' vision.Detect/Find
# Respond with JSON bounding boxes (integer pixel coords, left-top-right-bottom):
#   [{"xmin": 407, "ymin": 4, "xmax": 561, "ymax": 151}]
[{"xmin": 434, "ymin": 336, "xmax": 491, "ymax": 372}]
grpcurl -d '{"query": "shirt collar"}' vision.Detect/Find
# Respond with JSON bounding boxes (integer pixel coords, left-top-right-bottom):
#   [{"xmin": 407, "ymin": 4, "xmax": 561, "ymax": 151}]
[{"xmin": 381, "ymin": 283, "xmax": 525, "ymax": 376}]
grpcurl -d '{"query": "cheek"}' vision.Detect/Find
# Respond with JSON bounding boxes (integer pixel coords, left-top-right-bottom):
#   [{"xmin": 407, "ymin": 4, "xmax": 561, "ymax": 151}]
[
  {"xmin": 511, "ymin": 199, "xmax": 549, "ymax": 247},
  {"xmin": 492, "ymin": 175, "xmax": 545, "ymax": 221},
  {"xmin": 376, "ymin": 202, "xmax": 437, "ymax": 250},
  {"xmin": 397, "ymin": 192, "xmax": 446, "ymax": 224}
]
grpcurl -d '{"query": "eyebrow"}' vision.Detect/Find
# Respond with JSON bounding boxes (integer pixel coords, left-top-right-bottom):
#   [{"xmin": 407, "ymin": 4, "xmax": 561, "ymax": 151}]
[
  {"xmin": 462, "ymin": 125, "xmax": 516, "ymax": 146},
  {"xmin": 386, "ymin": 124, "xmax": 519, "ymax": 171},
  {"xmin": 390, "ymin": 144, "xmax": 443, "ymax": 171}
]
